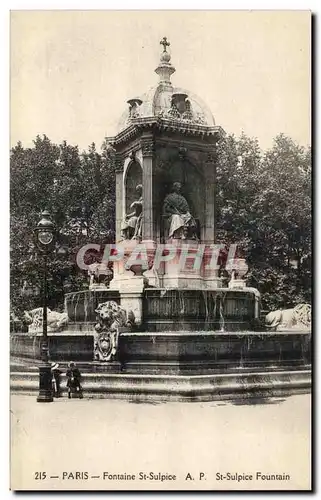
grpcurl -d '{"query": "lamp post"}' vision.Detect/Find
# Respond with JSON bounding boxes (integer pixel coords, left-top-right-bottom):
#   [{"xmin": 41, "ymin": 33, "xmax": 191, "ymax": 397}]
[{"xmin": 34, "ymin": 210, "xmax": 56, "ymax": 403}]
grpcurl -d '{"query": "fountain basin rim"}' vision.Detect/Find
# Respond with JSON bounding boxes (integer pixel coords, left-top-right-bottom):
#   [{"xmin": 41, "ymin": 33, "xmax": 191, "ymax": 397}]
[
  {"xmin": 144, "ymin": 286, "xmax": 260, "ymax": 294},
  {"xmin": 12, "ymin": 329, "xmax": 311, "ymax": 337},
  {"xmin": 11, "ymin": 369, "xmax": 311, "ymax": 381},
  {"xmin": 121, "ymin": 330, "xmax": 311, "ymax": 336},
  {"xmin": 64, "ymin": 287, "xmax": 261, "ymax": 295}
]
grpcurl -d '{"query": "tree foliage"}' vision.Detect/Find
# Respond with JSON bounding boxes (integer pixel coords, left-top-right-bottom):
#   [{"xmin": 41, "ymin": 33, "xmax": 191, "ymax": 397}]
[
  {"xmin": 10, "ymin": 132, "xmax": 311, "ymax": 317},
  {"xmin": 10, "ymin": 136, "xmax": 115, "ymax": 316},
  {"xmin": 216, "ymin": 132, "xmax": 311, "ymax": 310}
]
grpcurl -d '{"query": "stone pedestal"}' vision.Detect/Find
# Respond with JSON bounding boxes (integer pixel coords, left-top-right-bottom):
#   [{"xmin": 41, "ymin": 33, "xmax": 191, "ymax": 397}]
[
  {"xmin": 158, "ymin": 240, "xmax": 224, "ymax": 290},
  {"xmin": 119, "ymin": 276, "xmax": 146, "ymax": 326},
  {"xmin": 109, "ymin": 239, "xmax": 156, "ymax": 291},
  {"xmin": 202, "ymin": 245, "xmax": 224, "ymax": 289},
  {"xmin": 226, "ymin": 258, "xmax": 249, "ymax": 291},
  {"xmin": 109, "ymin": 240, "xmax": 156, "ymax": 325},
  {"xmin": 109, "ymin": 268, "xmax": 135, "ymax": 291},
  {"xmin": 161, "ymin": 239, "xmax": 202, "ymax": 289},
  {"xmin": 109, "ymin": 240, "xmax": 138, "ymax": 291},
  {"xmin": 228, "ymin": 278, "xmax": 246, "ymax": 289}
]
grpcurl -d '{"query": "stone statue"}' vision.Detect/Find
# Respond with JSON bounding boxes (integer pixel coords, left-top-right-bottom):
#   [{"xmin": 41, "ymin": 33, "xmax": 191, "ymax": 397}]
[
  {"xmin": 88, "ymin": 262, "xmax": 113, "ymax": 290},
  {"xmin": 163, "ymin": 182, "xmax": 198, "ymax": 240},
  {"xmin": 129, "ymin": 102, "xmax": 140, "ymax": 119},
  {"xmin": 121, "ymin": 184, "xmax": 143, "ymax": 240},
  {"xmin": 127, "ymin": 98, "xmax": 142, "ymax": 121},
  {"xmin": 226, "ymin": 258, "xmax": 249, "ymax": 289},
  {"xmin": 23, "ymin": 307, "xmax": 69, "ymax": 334},
  {"xmin": 181, "ymin": 99, "xmax": 193, "ymax": 121},
  {"xmin": 167, "ymin": 100, "xmax": 181, "ymax": 119},
  {"xmin": 265, "ymin": 303, "xmax": 311, "ymax": 332},
  {"xmin": 94, "ymin": 301, "xmax": 135, "ymax": 361}
]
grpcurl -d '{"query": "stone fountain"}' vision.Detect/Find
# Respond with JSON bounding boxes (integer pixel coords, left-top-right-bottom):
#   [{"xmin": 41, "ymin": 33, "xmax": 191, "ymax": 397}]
[{"xmin": 11, "ymin": 39, "xmax": 311, "ymax": 401}]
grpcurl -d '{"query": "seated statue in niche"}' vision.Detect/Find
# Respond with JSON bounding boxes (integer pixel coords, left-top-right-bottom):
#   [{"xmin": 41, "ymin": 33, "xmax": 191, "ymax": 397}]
[
  {"xmin": 121, "ymin": 184, "xmax": 143, "ymax": 240},
  {"xmin": 163, "ymin": 182, "xmax": 198, "ymax": 240}
]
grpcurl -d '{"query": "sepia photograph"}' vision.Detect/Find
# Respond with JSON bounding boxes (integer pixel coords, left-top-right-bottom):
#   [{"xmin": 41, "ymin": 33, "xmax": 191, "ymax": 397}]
[{"xmin": 9, "ymin": 9, "xmax": 311, "ymax": 491}]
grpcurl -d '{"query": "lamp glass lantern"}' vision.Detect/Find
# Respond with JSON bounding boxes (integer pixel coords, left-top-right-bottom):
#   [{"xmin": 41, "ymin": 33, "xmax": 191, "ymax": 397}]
[
  {"xmin": 35, "ymin": 210, "xmax": 55, "ymax": 250},
  {"xmin": 34, "ymin": 210, "xmax": 56, "ymax": 403},
  {"xmin": 38, "ymin": 230, "xmax": 54, "ymax": 245}
]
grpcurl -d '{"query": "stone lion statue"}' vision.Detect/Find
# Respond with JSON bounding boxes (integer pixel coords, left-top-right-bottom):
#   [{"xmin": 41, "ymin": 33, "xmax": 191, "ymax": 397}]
[
  {"xmin": 94, "ymin": 301, "xmax": 135, "ymax": 333},
  {"xmin": 23, "ymin": 307, "xmax": 69, "ymax": 334},
  {"xmin": 94, "ymin": 301, "xmax": 135, "ymax": 361},
  {"xmin": 265, "ymin": 303, "xmax": 311, "ymax": 332}
]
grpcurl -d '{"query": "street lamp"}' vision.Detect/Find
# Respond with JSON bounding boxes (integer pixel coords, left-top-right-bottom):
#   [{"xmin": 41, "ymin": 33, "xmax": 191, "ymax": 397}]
[{"xmin": 34, "ymin": 210, "xmax": 56, "ymax": 403}]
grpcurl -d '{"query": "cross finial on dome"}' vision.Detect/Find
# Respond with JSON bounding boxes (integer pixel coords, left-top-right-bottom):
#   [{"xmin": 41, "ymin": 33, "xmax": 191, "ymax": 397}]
[
  {"xmin": 155, "ymin": 37, "xmax": 175, "ymax": 85},
  {"xmin": 160, "ymin": 37, "xmax": 170, "ymax": 52}
]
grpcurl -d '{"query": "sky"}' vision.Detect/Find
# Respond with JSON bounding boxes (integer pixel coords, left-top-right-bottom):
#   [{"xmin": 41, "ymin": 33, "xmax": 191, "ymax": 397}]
[{"xmin": 10, "ymin": 10, "xmax": 311, "ymax": 151}]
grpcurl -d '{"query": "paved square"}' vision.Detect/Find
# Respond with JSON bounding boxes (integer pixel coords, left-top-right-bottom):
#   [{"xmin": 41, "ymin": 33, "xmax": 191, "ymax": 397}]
[{"xmin": 10, "ymin": 393, "xmax": 311, "ymax": 491}]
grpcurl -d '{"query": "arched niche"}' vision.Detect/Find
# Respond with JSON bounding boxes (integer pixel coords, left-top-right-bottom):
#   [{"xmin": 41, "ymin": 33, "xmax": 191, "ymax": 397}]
[
  {"xmin": 124, "ymin": 160, "xmax": 143, "ymax": 213},
  {"xmin": 154, "ymin": 158, "xmax": 205, "ymax": 238}
]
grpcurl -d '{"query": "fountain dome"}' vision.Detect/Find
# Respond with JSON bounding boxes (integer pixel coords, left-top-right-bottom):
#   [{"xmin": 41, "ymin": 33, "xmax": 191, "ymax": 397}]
[{"xmin": 117, "ymin": 37, "xmax": 216, "ymax": 133}]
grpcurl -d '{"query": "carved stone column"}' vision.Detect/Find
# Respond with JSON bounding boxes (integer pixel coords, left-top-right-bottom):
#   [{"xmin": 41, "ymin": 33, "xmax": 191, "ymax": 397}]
[
  {"xmin": 115, "ymin": 155, "xmax": 124, "ymax": 242},
  {"xmin": 203, "ymin": 150, "xmax": 216, "ymax": 244},
  {"xmin": 141, "ymin": 136, "xmax": 154, "ymax": 241},
  {"xmin": 202, "ymin": 148, "xmax": 222, "ymax": 289}
]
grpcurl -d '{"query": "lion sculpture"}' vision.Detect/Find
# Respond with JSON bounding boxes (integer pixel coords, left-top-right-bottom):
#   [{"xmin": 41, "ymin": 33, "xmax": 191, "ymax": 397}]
[
  {"xmin": 265, "ymin": 303, "xmax": 311, "ymax": 332},
  {"xmin": 23, "ymin": 307, "xmax": 69, "ymax": 334},
  {"xmin": 94, "ymin": 301, "xmax": 135, "ymax": 361}
]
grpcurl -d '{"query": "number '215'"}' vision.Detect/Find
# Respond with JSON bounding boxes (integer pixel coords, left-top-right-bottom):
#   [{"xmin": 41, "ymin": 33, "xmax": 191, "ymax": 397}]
[{"xmin": 34, "ymin": 472, "xmax": 46, "ymax": 480}]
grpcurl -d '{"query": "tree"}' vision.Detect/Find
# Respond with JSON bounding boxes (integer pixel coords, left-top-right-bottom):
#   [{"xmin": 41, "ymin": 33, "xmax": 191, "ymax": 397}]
[
  {"xmin": 250, "ymin": 134, "xmax": 311, "ymax": 308},
  {"xmin": 10, "ymin": 136, "xmax": 115, "ymax": 316},
  {"xmin": 216, "ymin": 132, "xmax": 311, "ymax": 310},
  {"xmin": 11, "ymin": 132, "xmax": 311, "ymax": 317}
]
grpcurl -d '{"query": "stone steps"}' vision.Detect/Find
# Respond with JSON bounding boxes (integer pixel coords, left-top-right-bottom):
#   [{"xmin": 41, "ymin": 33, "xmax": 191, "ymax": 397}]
[
  {"xmin": 10, "ymin": 368, "xmax": 311, "ymax": 402},
  {"xmin": 10, "ymin": 356, "xmax": 311, "ymax": 375}
]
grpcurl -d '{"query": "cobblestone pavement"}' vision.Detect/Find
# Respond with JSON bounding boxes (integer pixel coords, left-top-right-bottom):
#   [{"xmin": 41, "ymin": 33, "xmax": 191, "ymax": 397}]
[{"xmin": 10, "ymin": 393, "xmax": 311, "ymax": 491}]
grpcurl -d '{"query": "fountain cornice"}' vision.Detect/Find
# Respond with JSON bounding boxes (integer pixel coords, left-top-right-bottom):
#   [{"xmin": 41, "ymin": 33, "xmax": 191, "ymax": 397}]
[{"xmin": 106, "ymin": 118, "xmax": 225, "ymax": 148}]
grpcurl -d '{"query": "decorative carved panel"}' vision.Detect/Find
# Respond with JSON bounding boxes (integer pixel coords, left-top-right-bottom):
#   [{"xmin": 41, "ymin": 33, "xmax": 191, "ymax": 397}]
[{"xmin": 141, "ymin": 139, "xmax": 154, "ymax": 157}]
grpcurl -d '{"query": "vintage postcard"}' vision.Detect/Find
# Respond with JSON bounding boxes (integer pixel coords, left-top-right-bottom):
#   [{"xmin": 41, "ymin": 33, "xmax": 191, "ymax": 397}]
[{"xmin": 10, "ymin": 10, "xmax": 311, "ymax": 491}]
